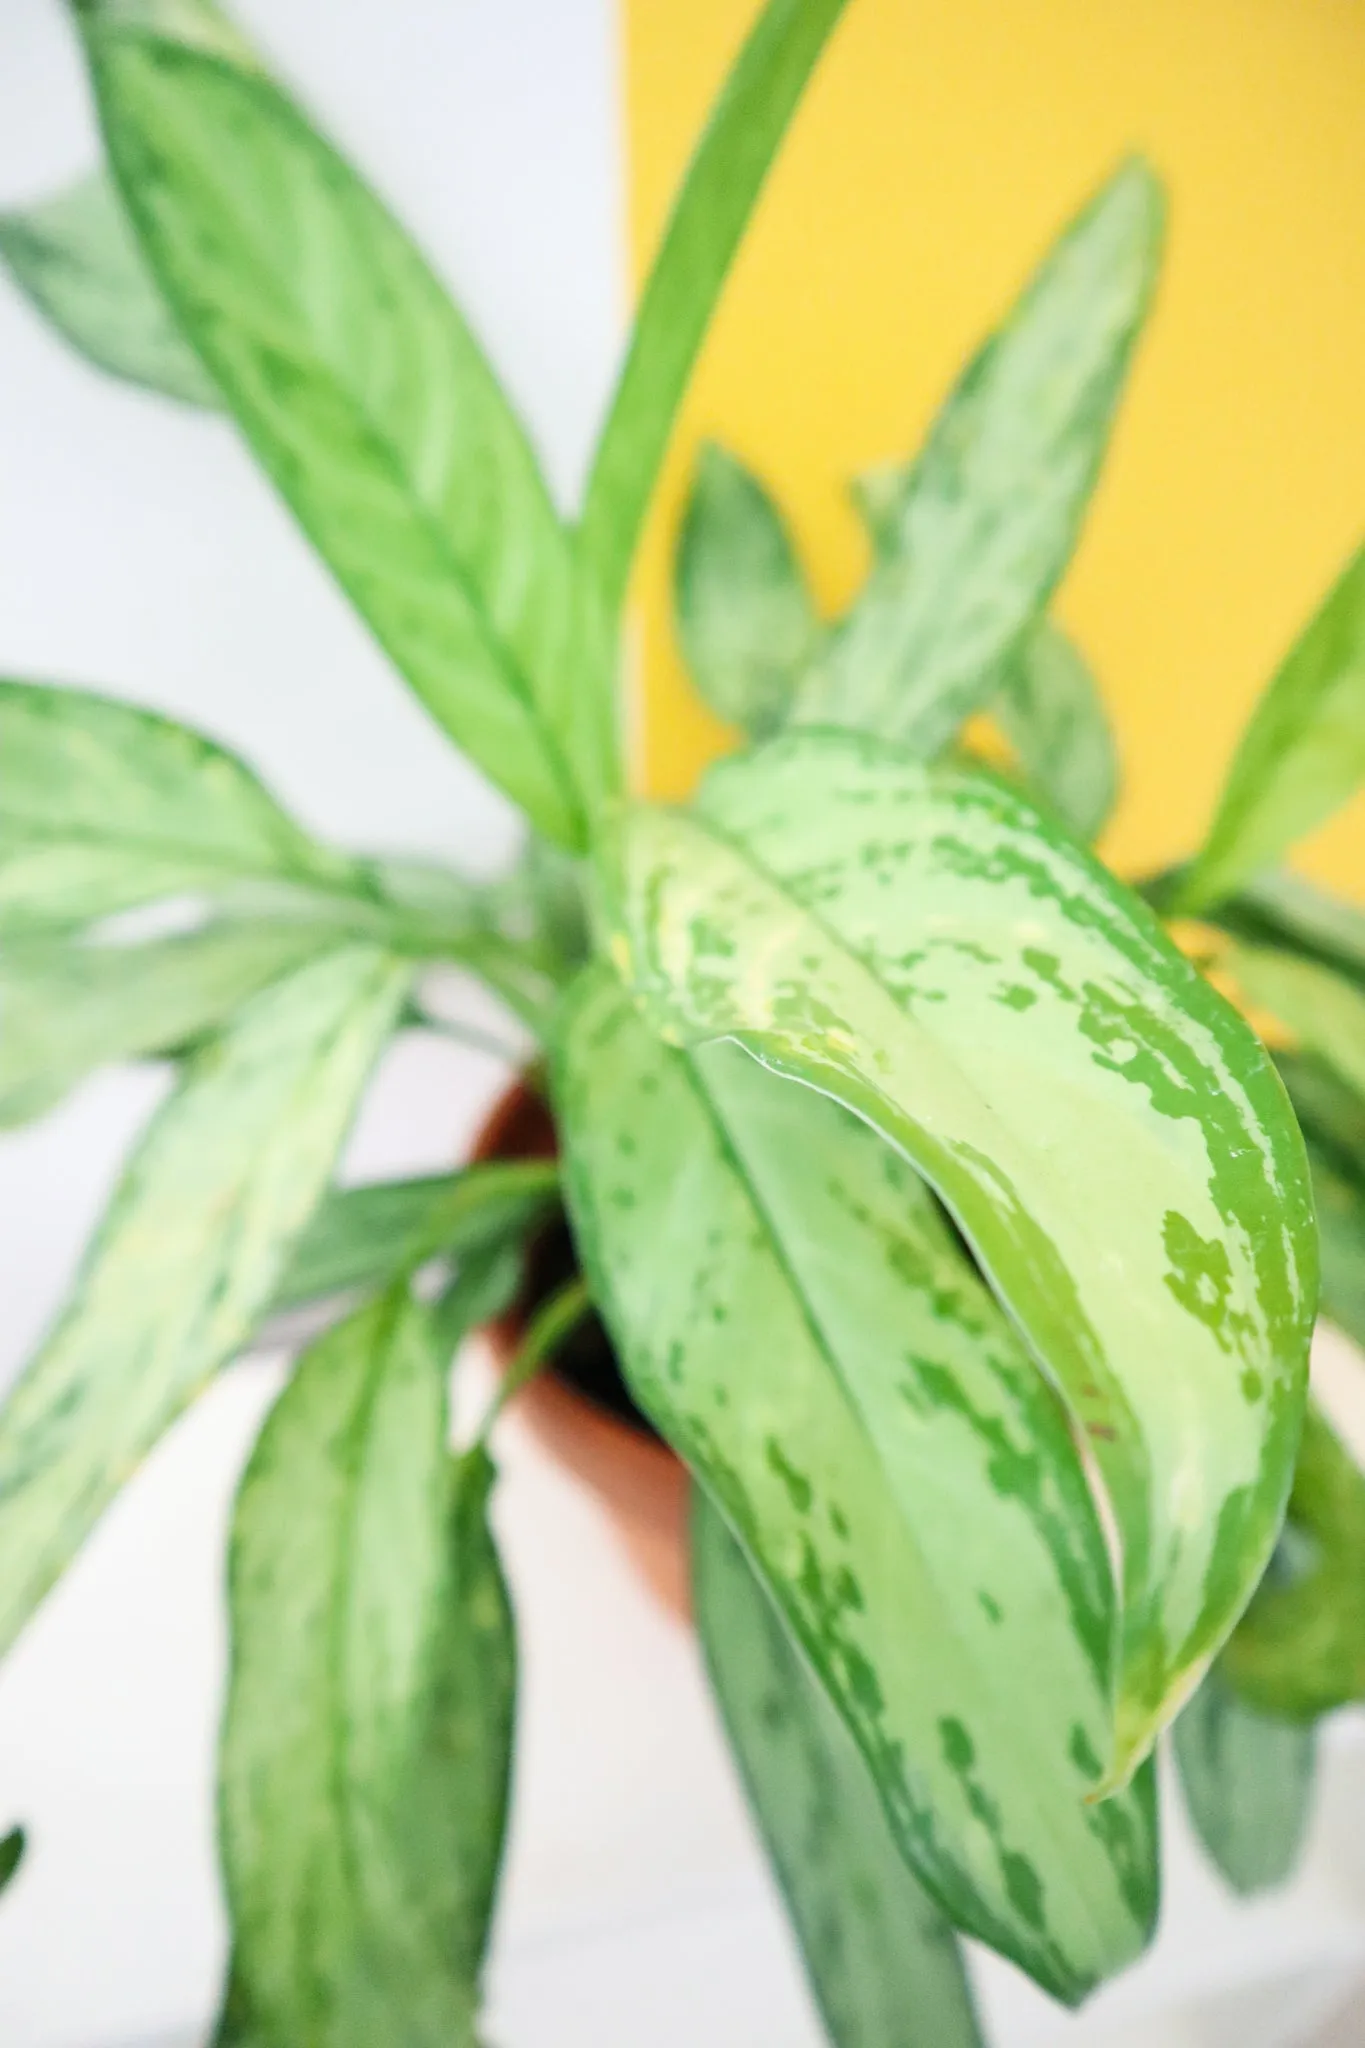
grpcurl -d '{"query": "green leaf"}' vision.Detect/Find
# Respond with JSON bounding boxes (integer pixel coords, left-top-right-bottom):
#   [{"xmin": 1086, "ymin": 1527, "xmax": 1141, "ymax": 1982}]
[
  {"xmin": 1214, "ymin": 869, "xmax": 1365, "ymax": 991},
  {"xmin": 795, "ymin": 163, "xmax": 1164, "ymax": 752},
  {"xmin": 0, "ymin": 920, "xmax": 345, "ymax": 1128},
  {"xmin": 557, "ymin": 967, "xmax": 1158, "ymax": 2002},
  {"xmin": 993, "ymin": 620, "xmax": 1119, "ymax": 843},
  {"xmin": 0, "ymin": 170, "xmax": 218, "ymax": 406},
  {"xmin": 1223, "ymin": 1403, "xmax": 1365, "ymax": 1720},
  {"xmin": 267, "ymin": 1160, "xmax": 557, "ymax": 1317},
  {"xmin": 220, "ymin": 1286, "xmax": 515, "ymax": 2048},
  {"xmin": 1174, "ymin": 1663, "xmax": 1316, "ymax": 1896},
  {"xmin": 1181, "ymin": 546, "xmax": 1365, "ymax": 911},
  {"xmin": 0, "ymin": 1827, "xmax": 24, "ymax": 1897},
  {"xmin": 0, "ymin": 681, "xmax": 345, "ymax": 936},
  {"xmin": 1227, "ymin": 943, "xmax": 1365, "ymax": 1102},
  {"xmin": 0, "ymin": 945, "xmax": 409, "ymax": 1657},
  {"xmin": 1272, "ymin": 1050, "xmax": 1365, "ymax": 1348},
  {"xmin": 674, "ymin": 441, "xmax": 816, "ymax": 738},
  {"xmin": 578, "ymin": 0, "xmax": 851, "ymax": 612},
  {"xmin": 601, "ymin": 729, "xmax": 1317, "ymax": 1778},
  {"xmin": 693, "ymin": 1490, "xmax": 985, "ymax": 2046},
  {"xmin": 79, "ymin": 9, "xmax": 613, "ymax": 844}
]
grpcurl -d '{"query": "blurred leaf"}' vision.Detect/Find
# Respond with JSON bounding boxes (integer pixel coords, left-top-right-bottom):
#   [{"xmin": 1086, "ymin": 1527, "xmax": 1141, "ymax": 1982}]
[
  {"xmin": 1273, "ymin": 1051, "xmax": 1365, "ymax": 1349},
  {"xmin": 795, "ymin": 163, "xmax": 1163, "ymax": 752},
  {"xmin": 1224, "ymin": 1404, "xmax": 1365, "ymax": 1720},
  {"xmin": 267, "ymin": 1160, "xmax": 557, "ymax": 1317},
  {"xmin": 693, "ymin": 1490, "xmax": 985, "ymax": 2047},
  {"xmin": 1214, "ymin": 869, "xmax": 1365, "ymax": 992},
  {"xmin": 603, "ymin": 730, "xmax": 1316, "ymax": 1781},
  {"xmin": 993, "ymin": 620, "xmax": 1118, "ymax": 842},
  {"xmin": 80, "ymin": 6, "xmax": 614, "ymax": 843},
  {"xmin": 220, "ymin": 1287, "xmax": 515, "ymax": 2048},
  {"xmin": 579, "ymin": 0, "xmax": 851, "ymax": 612},
  {"xmin": 0, "ymin": 946, "xmax": 409, "ymax": 1657},
  {"xmin": 1228, "ymin": 942, "xmax": 1365, "ymax": 1100},
  {"xmin": 559, "ymin": 968, "xmax": 1158, "ymax": 2005},
  {"xmin": 0, "ymin": 171, "xmax": 218, "ymax": 405},
  {"xmin": 0, "ymin": 1827, "xmax": 24, "ymax": 1896},
  {"xmin": 1174, "ymin": 1664, "xmax": 1316, "ymax": 1896},
  {"xmin": 0, "ymin": 681, "xmax": 345, "ymax": 936},
  {"xmin": 0, "ymin": 920, "xmax": 344, "ymax": 1128},
  {"xmin": 1181, "ymin": 547, "xmax": 1365, "ymax": 911},
  {"xmin": 674, "ymin": 441, "xmax": 816, "ymax": 737}
]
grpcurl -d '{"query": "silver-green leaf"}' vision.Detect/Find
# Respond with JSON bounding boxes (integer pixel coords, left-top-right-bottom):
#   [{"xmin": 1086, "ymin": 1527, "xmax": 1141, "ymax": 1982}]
[
  {"xmin": 602, "ymin": 729, "xmax": 1317, "ymax": 1778},
  {"xmin": 1174, "ymin": 1665, "xmax": 1316, "ymax": 1897},
  {"xmin": 993, "ymin": 620, "xmax": 1119, "ymax": 843},
  {"xmin": 795, "ymin": 163, "xmax": 1163, "ymax": 752},
  {"xmin": 693, "ymin": 1488, "xmax": 985, "ymax": 2047},
  {"xmin": 0, "ymin": 944, "xmax": 409, "ymax": 1657},
  {"xmin": 1228, "ymin": 942, "xmax": 1365, "ymax": 1102},
  {"xmin": 557, "ymin": 968, "xmax": 1158, "ymax": 2002},
  {"xmin": 0, "ymin": 681, "xmax": 345, "ymax": 936},
  {"xmin": 0, "ymin": 170, "xmax": 218, "ymax": 407},
  {"xmin": 1181, "ymin": 546, "xmax": 1365, "ymax": 911},
  {"xmin": 79, "ymin": 7, "xmax": 613, "ymax": 843},
  {"xmin": 0, "ymin": 919, "xmax": 344, "ymax": 1128},
  {"xmin": 674, "ymin": 441, "xmax": 816, "ymax": 738},
  {"xmin": 220, "ymin": 1285, "xmax": 515, "ymax": 2048}
]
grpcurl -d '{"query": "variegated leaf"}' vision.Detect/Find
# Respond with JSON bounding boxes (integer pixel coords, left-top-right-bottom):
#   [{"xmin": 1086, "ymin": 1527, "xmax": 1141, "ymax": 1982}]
[
  {"xmin": 0, "ymin": 945, "xmax": 409, "ymax": 1656},
  {"xmin": 221, "ymin": 1284, "xmax": 514, "ymax": 2047},
  {"xmin": 79, "ymin": 4, "xmax": 613, "ymax": 843},
  {"xmin": 994, "ymin": 620, "xmax": 1118, "ymax": 843},
  {"xmin": 674, "ymin": 441, "xmax": 816, "ymax": 738},
  {"xmin": 1181, "ymin": 546, "xmax": 1365, "ymax": 911},
  {"xmin": 0, "ymin": 169, "xmax": 218, "ymax": 406},
  {"xmin": 693, "ymin": 1488, "xmax": 985, "ymax": 2046},
  {"xmin": 557, "ymin": 967, "xmax": 1158, "ymax": 2002},
  {"xmin": 601, "ymin": 729, "xmax": 1316, "ymax": 1777},
  {"xmin": 794, "ymin": 164, "xmax": 1163, "ymax": 752},
  {"xmin": 579, "ymin": 0, "xmax": 851, "ymax": 613},
  {"xmin": 1174, "ymin": 1664, "xmax": 1316, "ymax": 1896}
]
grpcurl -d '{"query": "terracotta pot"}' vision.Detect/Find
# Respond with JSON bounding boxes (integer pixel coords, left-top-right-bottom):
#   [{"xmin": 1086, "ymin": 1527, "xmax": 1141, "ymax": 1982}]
[{"xmin": 472, "ymin": 1079, "xmax": 690, "ymax": 1620}]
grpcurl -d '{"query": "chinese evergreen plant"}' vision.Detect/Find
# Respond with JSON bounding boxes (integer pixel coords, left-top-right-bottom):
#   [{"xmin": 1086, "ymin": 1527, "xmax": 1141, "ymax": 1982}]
[{"xmin": 0, "ymin": 0, "xmax": 1360, "ymax": 2041}]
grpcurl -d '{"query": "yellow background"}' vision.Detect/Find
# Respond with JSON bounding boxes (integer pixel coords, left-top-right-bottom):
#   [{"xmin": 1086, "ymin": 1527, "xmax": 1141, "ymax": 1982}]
[{"xmin": 622, "ymin": 0, "xmax": 1365, "ymax": 891}]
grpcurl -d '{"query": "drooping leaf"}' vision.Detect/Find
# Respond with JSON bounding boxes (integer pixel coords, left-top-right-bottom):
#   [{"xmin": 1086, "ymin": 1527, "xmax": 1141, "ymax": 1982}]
[
  {"xmin": 693, "ymin": 1489, "xmax": 985, "ymax": 2047},
  {"xmin": 0, "ymin": 170, "xmax": 218, "ymax": 406},
  {"xmin": 578, "ymin": 0, "xmax": 851, "ymax": 612},
  {"xmin": 1181, "ymin": 547, "xmax": 1365, "ymax": 912},
  {"xmin": 993, "ymin": 620, "xmax": 1119, "ymax": 843},
  {"xmin": 267, "ymin": 1160, "xmax": 557, "ymax": 1317},
  {"xmin": 674, "ymin": 441, "xmax": 816, "ymax": 737},
  {"xmin": 0, "ymin": 681, "xmax": 346, "ymax": 935},
  {"xmin": 1174, "ymin": 1664, "xmax": 1316, "ymax": 1896},
  {"xmin": 1227, "ymin": 942, "xmax": 1365, "ymax": 1102},
  {"xmin": 0, "ymin": 945, "xmax": 409, "ymax": 1657},
  {"xmin": 557, "ymin": 967, "xmax": 1158, "ymax": 2003},
  {"xmin": 0, "ymin": 920, "xmax": 343, "ymax": 1127},
  {"xmin": 79, "ymin": 7, "xmax": 614, "ymax": 843},
  {"xmin": 1223, "ymin": 1403, "xmax": 1365, "ymax": 1720},
  {"xmin": 0, "ymin": 1827, "xmax": 24, "ymax": 1896},
  {"xmin": 220, "ymin": 1285, "xmax": 515, "ymax": 2048},
  {"xmin": 794, "ymin": 163, "xmax": 1164, "ymax": 752},
  {"xmin": 601, "ymin": 729, "xmax": 1317, "ymax": 1777}
]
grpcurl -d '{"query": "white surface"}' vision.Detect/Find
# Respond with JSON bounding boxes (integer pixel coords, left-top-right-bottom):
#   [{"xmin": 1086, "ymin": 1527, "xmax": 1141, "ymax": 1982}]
[{"xmin": 4, "ymin": 3, "xmax": 1365, "ymax": 2046}]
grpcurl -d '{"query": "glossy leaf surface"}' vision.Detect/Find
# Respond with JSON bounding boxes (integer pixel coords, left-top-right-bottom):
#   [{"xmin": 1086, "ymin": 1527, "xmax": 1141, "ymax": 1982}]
[
  {"xmin": 693, "ymin": 1489, "xmax": 984, "ymax": 2047},
  {"xmin": 0, "ymin": 920, "xmax": 341, "ymax": 1127},
  {"xmin": 994, "ymin": 621, "xmax": 1118, "ymax": 843},
  {"xmin": 81, "ymin": 9, "xmax": 611, "ymax": 842},
  {"xmin": 220, "ymin": 1288, "xmax": 514, "ymax": 2048},
  {"xmin": 795, "ymin": 165, "xmax": 1163, "ymax": 752},
  {"xmin": 674, "ymin": 441, "xmax": 815, "ymax": 737},
  {"xmin": 0, "ymin": 681, "xmax": 342, "ymax": 935},
  {"xmin": 268, "ymin": 1160, "xmax": 557, "ymax": 1316},
  {"xmin": 0, "ymin": 170, "xmax": 218, "ymax": 405},
  {"xmin": 603, "ymin": 730, "xmax": 1317, "ymax": 1773},
  {"xmin": 1174, "ymin": 1666, "xmax": 1316, "ymax": 1896},
  {"xmin": 558, "ymin": 968, "xmax": 1158, "ymax": 2001},
  {"xmin": 579, "ymin": 0, "xmax": 850, "ymax": 611},
  {"xmin": 0, "ymin": 946, "xmax": 408, "ymax": 1656},
  {"xmin": 1182, "ymin": 547, "xmax": 1365, "ymax": 910}
]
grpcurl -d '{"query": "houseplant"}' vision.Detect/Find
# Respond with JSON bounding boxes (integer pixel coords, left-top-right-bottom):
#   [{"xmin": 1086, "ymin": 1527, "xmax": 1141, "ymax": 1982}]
[{"xmin": 0, "ymin": 0, "xmax": 1361, "ymax": 2040}]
